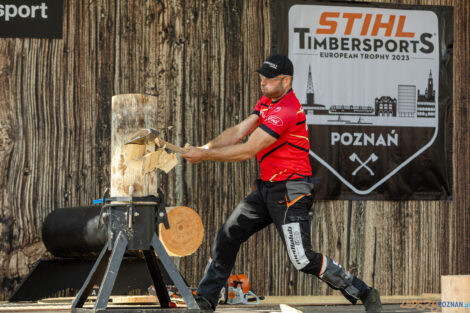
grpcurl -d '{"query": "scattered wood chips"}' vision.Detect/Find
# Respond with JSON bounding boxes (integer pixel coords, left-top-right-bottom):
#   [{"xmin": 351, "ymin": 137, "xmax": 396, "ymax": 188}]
[{"xmin": 143, "ymin": 149, "xmax": 178, "ymax": 173}]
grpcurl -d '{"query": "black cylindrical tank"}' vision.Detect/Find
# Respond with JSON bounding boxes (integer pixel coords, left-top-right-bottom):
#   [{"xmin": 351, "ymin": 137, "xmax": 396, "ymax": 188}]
[{"xmin": 42, "ymin": 206, "xmax": 108, "ymax": 258}]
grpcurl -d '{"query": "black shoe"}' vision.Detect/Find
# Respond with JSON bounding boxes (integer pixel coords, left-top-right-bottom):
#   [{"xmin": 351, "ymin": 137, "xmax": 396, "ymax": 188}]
[
  {"xmin": 195, "ymin": 296, "xmax": 215, "ymax": 313},
  {"xmin": 362, "ymin": 288, "xmax": 382, "ymax": 312}
]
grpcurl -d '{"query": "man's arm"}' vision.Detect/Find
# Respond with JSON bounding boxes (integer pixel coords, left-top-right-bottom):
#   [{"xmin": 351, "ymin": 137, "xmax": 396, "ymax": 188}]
[
  {"xmin": 203, "ymin": 114, "xmax": 259, "ymax": 149},
  {"xmin": 182, "ymin": 126, "xmax": 277, "ymax": 163}
]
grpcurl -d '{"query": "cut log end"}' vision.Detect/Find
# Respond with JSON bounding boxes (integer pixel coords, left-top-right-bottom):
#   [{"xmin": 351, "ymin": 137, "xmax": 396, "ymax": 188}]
[{"xmin": 159, "ymin": 206, "xmax": 204, "ymax": 257}]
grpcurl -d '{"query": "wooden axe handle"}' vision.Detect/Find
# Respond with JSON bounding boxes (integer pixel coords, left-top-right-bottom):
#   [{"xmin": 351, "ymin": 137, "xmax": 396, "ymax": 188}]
[{"xmin": 155, "ymin": 138, "xmax": 187, "ymax": 154}]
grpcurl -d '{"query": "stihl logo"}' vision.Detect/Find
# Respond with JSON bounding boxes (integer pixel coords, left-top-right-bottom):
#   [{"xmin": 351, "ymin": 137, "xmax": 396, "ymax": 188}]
[
  {"xmin": 316, "ymin": 12, "xmax": 415, "ymax": 38},
  {"xmin": 292, "ymin": 9, "xmax": 434, "ymax": 54}
]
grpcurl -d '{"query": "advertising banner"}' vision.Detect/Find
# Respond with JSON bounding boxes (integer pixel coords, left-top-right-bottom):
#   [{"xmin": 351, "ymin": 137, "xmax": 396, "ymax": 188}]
[
  {"xmin": 0, "ymin": 0, "xmax": 63, "ymax": 38},
  {"xmin": 271, "ymin": 1, "xmax": 453, "ymax": 200}
]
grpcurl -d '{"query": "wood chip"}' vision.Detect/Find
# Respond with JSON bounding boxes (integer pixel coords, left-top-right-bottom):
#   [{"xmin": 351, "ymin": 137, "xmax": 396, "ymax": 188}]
[
  {"xmin": 280, "ymin": 304, "xmax": 303, "ymax": 313},
  {"xmin": 142, "ymin": 148, "xmax": 178, "ymax": 173},
  {"xmin": 142, "ymin": 150, "xmax": 163, "ymax": 173},
  {"xmin": 159, "ymin": 153, "xmax": 178, "ymax": 173},
  {"xmin": 112, "ymin": 295, "xmax": 159, "ymax": 304},
  {"xmin": 145, "ymin": 142, "xmax": 155, "ymax": 154}
]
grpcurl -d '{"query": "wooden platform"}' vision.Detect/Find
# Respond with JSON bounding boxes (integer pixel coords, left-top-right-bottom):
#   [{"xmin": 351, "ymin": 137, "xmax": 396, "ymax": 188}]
[
  {"xmin": 0, "ymin": 303, "xmax": 443, "ymax": 313},
  {"xmin": 0, "ymin": 294, "xmax": 443, "ymax": 313}
]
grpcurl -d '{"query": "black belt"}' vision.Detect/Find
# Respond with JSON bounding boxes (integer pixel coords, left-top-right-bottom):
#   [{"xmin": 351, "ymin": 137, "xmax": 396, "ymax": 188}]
[
  {"xmin": 260, "ymin": 176, "xmax": 319, "ymax": 185},
  {"xmin": 290, "ymin": 176, "xmax": 319, "ymax": 184}
]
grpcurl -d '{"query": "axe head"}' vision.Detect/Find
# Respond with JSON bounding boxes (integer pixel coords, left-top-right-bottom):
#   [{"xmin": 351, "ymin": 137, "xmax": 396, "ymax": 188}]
[
  {"xmin": 125, "ymin": 128, "xmax": 159, "ymax": 145},
  {"xmin": 349, "ymin": 153, "xmax": 358, "ymax": 162}
]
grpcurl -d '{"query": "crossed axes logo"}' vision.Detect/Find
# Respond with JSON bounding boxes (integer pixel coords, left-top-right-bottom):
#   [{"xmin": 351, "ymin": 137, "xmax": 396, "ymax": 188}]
[{"xmin": 349, "ymin": 153, "xmax": 378, "ymax": 176}]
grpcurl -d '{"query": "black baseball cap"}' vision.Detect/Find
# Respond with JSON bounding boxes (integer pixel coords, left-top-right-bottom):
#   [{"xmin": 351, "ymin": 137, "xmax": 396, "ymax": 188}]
[{"xmin": 256, "ymin": 54, "xmax": 293, "ymax": 78}]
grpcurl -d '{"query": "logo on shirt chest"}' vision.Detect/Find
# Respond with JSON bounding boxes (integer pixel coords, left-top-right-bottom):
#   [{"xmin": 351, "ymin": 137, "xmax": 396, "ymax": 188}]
[
  {"xmin": 265, "ymin": 115, "xmax": 284, "ymax": 127},
  {"xmin": 261, "ymin": 106, "xmax": 282, "ymax": 119}
]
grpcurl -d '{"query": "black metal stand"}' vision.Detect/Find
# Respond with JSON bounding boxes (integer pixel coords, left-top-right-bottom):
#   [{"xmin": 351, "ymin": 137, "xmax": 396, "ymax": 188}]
[
  {"xmin": 71, "ymin": 195, "xmax": 200, "ymax": 313},
  {"xmin": 9, "ymin": 257, "xmax": 162, "ymax": 302}
]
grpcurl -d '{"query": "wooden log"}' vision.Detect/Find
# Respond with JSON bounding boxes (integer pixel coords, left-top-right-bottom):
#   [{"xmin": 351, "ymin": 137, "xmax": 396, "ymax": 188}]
[
  {"xmin": 441, "ymin": 275, "xmax": 470, "ymax": 313},
  {"xmin": 111, "ymin": 94, "xmax": 159, "ymax": 197},
  {"xmin": 159, "ymin": 206, "xmax": 204, "ymax": 257},
  {"xmin": 124, "ymin": 144, "xmax": 146, "ymax": 161}
]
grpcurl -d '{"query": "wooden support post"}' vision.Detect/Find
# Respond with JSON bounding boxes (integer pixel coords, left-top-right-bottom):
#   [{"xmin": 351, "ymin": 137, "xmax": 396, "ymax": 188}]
[
  {"xmin": 441, "ymin": 275, "xmax": 470, "ymax": 313},
  {"xmin": 111, "ymin": 94, "xmax": 159, "ymax": 197}
]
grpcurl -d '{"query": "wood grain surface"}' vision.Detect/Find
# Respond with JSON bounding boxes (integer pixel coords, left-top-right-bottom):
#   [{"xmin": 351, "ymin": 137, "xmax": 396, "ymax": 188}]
[{"xmin": 0, "ymin": 0, "xmax": 468, "ymax": 301}]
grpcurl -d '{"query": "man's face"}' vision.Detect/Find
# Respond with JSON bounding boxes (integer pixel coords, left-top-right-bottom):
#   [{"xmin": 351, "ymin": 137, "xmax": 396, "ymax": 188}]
[{"xmin": 259, "ymin": 74, "xmax": 291, "ymax": 100}]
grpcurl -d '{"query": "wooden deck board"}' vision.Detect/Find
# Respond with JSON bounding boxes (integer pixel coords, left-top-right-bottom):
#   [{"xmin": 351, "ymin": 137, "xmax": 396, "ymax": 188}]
[
  {"xmin": 0, "ymin": 304, "xmax": 443, "ymax": 313},
  {"xmin": 32, "ymin": 294, "xmax": 442, "ymax": 306},
  {"xmin": 0, "ymin": 294, "xmax": 443, "ymax": 312}
]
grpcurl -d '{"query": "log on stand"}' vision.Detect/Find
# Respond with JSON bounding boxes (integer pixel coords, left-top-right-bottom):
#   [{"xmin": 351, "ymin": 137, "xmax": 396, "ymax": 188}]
[
  {"xmin": 40, "ymin": 205, "xmax": 203, "ymax": 259},
  {"xmin": 111, "ymin": 94, "xmax": 159, "ymax": 198},
  {"xmin": 70, "ymin": 94, "xmax": 200, "ymax": 313},
  {"xmin": 9, "ymin": 204, "xmax": 205, "ymax": 303},
  {"xmin": 10, "ymin": 94, "xmax": 203, "ymax": 310}
]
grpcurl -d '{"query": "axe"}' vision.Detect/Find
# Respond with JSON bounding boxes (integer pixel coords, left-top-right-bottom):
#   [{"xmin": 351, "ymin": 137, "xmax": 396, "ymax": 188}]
[
  {"xmin": 349, "ymin": 153, "xmax": 378, "ymax": 176},
  {"xmin": 125, "ymin": 128, "xmax": 187, "ymax": 154}
]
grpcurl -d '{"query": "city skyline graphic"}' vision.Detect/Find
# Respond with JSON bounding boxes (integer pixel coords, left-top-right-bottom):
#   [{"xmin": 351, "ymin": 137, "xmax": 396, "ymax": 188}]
[{"xmin": 301, "ymin": 65, "xmax": 437, "ymax": 126}]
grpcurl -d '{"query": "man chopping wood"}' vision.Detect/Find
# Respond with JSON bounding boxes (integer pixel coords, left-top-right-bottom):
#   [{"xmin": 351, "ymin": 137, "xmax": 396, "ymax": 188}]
[{"xmin": 181, "ymin": 54, "xmax": 382, "ymax": 313}]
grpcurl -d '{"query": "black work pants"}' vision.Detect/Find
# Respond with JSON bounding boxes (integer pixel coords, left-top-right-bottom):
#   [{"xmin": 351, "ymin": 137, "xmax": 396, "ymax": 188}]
[{"xmin": 196, "ymin": 178, "xmax": 324, "ymax": 307}]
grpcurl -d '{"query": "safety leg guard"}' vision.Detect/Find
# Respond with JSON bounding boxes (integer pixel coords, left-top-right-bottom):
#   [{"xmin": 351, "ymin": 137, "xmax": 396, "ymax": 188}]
[{"xmin": 318, "ymin": 256, "xmax": 370, "ymax": 304}]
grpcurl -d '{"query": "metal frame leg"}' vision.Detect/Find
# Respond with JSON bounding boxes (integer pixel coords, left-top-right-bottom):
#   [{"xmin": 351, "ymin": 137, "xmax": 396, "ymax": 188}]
[
  {"xmin": 72, "ymin": 242, "xmax": 111, "ymax": 308},
  {"xmin": 150, "ymin": 234, "xmax": 199, "ymax": 310},
  {"xmin": 143, "ymin": 250, "xmax": 171, "ymax": 308},
  {"xmin": 94, "ymin": 231, "xmax": 128, "ymax": 311}
]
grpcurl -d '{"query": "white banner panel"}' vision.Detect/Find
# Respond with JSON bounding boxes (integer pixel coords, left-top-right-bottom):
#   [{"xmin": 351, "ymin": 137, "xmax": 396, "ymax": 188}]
[{"xmin": 281, "ymin": 3, "xmax": 451, "ymax": 199}]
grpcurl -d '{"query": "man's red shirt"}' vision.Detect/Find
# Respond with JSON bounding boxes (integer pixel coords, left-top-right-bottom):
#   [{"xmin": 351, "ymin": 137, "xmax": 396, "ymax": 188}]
[{"xmin": 253, "ymin": 89, "xmax": 312, "ymax": 181}]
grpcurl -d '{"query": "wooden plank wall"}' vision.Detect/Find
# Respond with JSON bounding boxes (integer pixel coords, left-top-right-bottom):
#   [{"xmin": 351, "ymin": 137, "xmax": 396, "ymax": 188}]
[{"xmin": 0, "ymin": 0, "xmax": 468, "ymax": 300}]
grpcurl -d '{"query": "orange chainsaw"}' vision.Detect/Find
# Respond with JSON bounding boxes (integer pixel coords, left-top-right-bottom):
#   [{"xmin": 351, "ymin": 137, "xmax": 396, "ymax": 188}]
[
  {"xmin": 157, "ymin": 274, "xmax": 264, "ymax": 305},
  {"xmin": 219, "ymin": 274, "xmax": 264, "ymax": 305}
]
